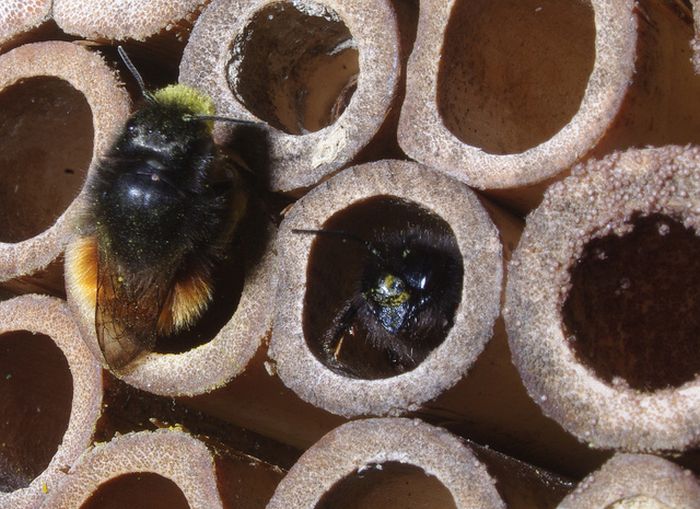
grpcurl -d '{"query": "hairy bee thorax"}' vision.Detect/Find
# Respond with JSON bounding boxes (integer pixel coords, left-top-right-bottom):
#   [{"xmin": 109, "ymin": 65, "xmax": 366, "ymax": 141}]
[{"xmin": 90, "ymin": 85, "xmax": 234, "ymax": 272}]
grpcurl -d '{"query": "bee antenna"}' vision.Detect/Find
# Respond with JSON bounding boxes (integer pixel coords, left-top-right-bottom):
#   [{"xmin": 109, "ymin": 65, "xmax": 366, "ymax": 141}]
[
  {"xmin": 117, "ymin": 46, "xmax": 156, "ymax": 103},
  {"xmin": 291, "ymin": 228, "xmax": 383, "ymax": 259},
  {"xmin": 182, "ymin": 114, "xmax": 263, "ymax": 127}
]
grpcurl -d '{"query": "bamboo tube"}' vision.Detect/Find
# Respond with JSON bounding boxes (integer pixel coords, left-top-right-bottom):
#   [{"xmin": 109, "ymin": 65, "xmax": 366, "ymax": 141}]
[
  {"xmin": 270, "ymin": 160, "xmax": 503, "ymax": 417},
  {"xmin": 66, "ymin": 209, "xmax": 278, "ymax": 397},
  {"xmin": 0, "ymin": 41, "xmax": 130, "ymax": 293},
  {"xmin": 179, "ymin": 0, "xmax": 402, "ymax": 193},
  {"xmin": 53, "ymin": 0, "xmax": 207, "ymax": 42},
  {"xmin": 398, "ymin": 0, "xmax": 700, "ymax": 213},
  {"xmin": 558, "ymin": 454, "xmax": 700, "ymax": 508},
  {"xmin": 42, "ymin": 429, "xmax": 277, "ymax": 509},
  {"xmin": 0, "ymin": 295, "xmax": 102, "ymax": 508},
  {"xmin": 267, "ymin": 418, "xmax": 572, "ymax": 509},
  {"xmin": 505, "ymin": 145, "xmax": 700, "ymax": 452},
  {"xmin": 0, "ymin": 0, "xmax": 52, "ymax": 50}
]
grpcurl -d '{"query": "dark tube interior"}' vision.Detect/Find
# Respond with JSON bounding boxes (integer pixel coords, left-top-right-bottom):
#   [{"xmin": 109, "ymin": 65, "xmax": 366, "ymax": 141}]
[
  {"xmin": 303, "ymin": 195, "xmax": 463, "ymax": 379},
  {"xmin": 228, "ymin": 1, "xmax": 359, "ymax": 134},
  {"xmin": 315, "ymin": 462, "xmax": 457, "ymax": 509},
  {"xmin": 563, "ymin": 213, "xmax": 700, "ymax": 391},
  {"xmin": 0, "ymin": 331, "xmax": 72, "ymax": 491},
  {"xmin": 79, "ymin": 472, "xmax": 190, "ymax": 509},
  {"xmin": 0, "ymin": 77, "xmax": 94, "ymax": 242},
  {"xmin": 437, "ymin": 0, "xmax": 594, "ymax": 154}
]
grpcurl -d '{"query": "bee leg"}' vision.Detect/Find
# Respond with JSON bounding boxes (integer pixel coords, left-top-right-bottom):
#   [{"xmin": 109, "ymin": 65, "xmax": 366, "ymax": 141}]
[
  {"xmin": 333, "ymin": 336, "xmax": 345, "ymax": 360},
  {"xmin": 320, "ymin": 298, "xmax": 359, "ymax": 365}
]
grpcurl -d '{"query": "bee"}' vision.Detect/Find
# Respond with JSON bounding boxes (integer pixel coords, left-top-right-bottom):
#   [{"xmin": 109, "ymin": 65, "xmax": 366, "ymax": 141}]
[
  {"xmin": 66, "ymin": 47, "xmax": 253, "ymax": 370},
  {"xmin": 295, "ymin": 225, "xmax": 462, "ymax": 378}
]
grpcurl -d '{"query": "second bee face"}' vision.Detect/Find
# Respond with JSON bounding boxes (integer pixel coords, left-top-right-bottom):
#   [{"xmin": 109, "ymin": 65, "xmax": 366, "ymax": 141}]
[{"xmin": 301, "ymin": 195, "xmax": 463, "ymax": 379}]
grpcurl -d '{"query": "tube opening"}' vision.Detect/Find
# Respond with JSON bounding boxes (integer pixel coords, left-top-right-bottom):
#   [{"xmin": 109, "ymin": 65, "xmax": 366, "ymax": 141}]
[
  {"xmin": 315, "ymin": 461, "xmax": 457, "ymax": 509},
  {"xmin": 563, "ymin": 213, "xmax": 700, "ymax": 391},
  {"xmin": 0, "ymin": 77, "xmax": 94, "ymax": 242},
  {"xmin": 437, "ymin": 0, "xmax": 595, "ymax": 155},
  {"xmin": 303, "ymin": 196, "xmax": 463, "ymax": 379},
  {"xmin": 228, "ymin": 1, "xmax": 359, "ymax": 135},
  {"xmin": 0, "ymin": 331, "xmax": 72, "ymax": 492},
  {"xmin": 79, "ymin": 472, "xmax": 190, "ymax": 509}
]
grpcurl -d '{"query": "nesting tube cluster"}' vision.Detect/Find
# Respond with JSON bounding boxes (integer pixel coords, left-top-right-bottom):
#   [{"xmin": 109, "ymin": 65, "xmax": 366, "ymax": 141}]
[
  {"xmin": 270, "ymin": 160, "xmax": 503, "ymax": 417},
  {"xmin": 506, "ymin": 145, "xmax": 700, "ymax": 451},
  {"xmin": 0, "ymin": 41, "xmax": 129, "ymax": 289},
  {"xmin": 0, "ymin": 295, "xmax": 102, "ymax": 508},
  {"xmin": 2, "ymin": 0, "xmax": 700, "ymax": 505},
  {"xmin": 398, "ymin": 0, "xmax": 700, "ymax": 211}
]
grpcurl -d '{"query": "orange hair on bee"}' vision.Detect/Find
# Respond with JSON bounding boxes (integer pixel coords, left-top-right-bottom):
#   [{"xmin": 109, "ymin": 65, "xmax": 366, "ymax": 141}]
[
  {"xmin": 66, "ymin": 235, "xmax": 215, "ymax": 339},
  {"xmin": 65, "ymin": 235, "xmax": 99, "ymax": 319},
  {"xmin": 157, "ymin": 263, "xmax": 214, "ymax": 335}
]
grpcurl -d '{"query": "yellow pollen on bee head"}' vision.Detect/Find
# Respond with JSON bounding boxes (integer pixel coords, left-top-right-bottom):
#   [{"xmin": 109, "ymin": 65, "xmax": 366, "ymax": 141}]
[
  {"xmin": 375, "ymin": 274, "xmax": 410, "ymax": 307},
  {"xmin": 154, "ymin": 84, "xmax": 218, "ymax": 130}
]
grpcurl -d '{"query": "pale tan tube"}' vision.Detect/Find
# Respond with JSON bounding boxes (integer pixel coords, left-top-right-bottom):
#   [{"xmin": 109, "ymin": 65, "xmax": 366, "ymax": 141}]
[
  {"xmin": 0, "ymin": 1, "xmax": 51, "ymax": 48},
  {"xmin": 270, "ymin": 160, "xmax": 503, "ymax": 416},
  {"xmin": 558, "ymin": 454, "xmax": 700, "ymax": 508},
  {"xmin": 43, "ymin": 430, "xmax": 225, "ymax": 509},
  {"xmin": 66, "ymin": 219, "xmax": 278, "ymax": 397},
  {"xmin": 0, "ymin": 295, "xmax": 102, "ymax": 508},
  {"xmin": 505, "ymin": 145, "xmax": 700, "ymax": 451},
  {"xmin": 180, "ymin": 0, "xmax": 401, "ymax": 193},
  {"xmin": 267, "ymin": 418, "xmax": 571, "ymax": 509},
  {"xmin": 53, "ymin": 0, "xmax": 206, "ymax": 41},
  {"xmin": 0, "ymin": 41, "xmax": 129, "ymax": 289},
  {"xmin": 398, "ymin": 0, "xmax": 700, "ymax": 212}
]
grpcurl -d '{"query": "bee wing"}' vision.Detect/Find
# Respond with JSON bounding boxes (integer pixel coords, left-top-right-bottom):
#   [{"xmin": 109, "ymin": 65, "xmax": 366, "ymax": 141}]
[{"xmin": 95, "ymin": 247, "xmax": 169, "ymax": 370}]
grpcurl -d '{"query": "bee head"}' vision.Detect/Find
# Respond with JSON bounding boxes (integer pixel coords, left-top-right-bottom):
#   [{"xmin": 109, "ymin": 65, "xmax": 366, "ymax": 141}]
[{"xmin": 363, "ymin": 245, "xmax": 435, "ymax": 333}]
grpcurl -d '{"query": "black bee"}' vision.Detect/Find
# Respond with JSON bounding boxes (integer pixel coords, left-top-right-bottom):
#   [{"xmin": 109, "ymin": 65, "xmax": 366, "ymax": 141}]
[
  {"xmin": 295, "ymin": 226, "xmax": 462, "ymax": 377},
  {"xmin": 65, "ymin": 47, "xmax": 252, "ymax": 370}
]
